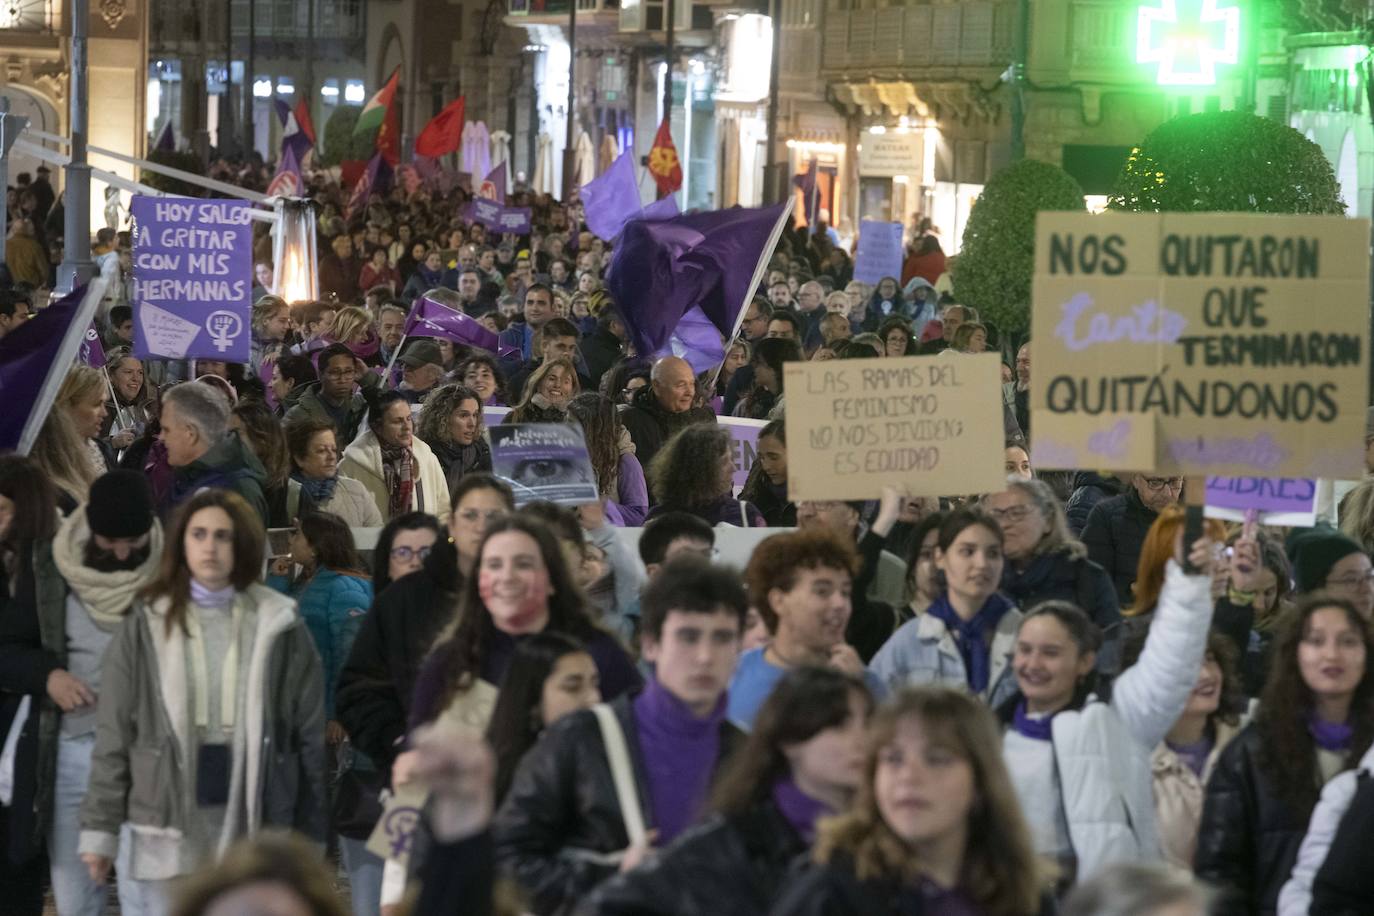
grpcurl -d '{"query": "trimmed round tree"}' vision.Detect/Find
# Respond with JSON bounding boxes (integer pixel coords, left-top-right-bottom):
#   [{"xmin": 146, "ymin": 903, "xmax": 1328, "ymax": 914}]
[
  {"xmin": 320, "ymin": 105, "xmax": 377, "ymax": 167},
  {"xmin": 1108, "ymin": 110, "xmax": 1345, "ymax": 214},
  {"xmin": 952, "ymin": 159, "xmax": 1086, "ymax": 337}
]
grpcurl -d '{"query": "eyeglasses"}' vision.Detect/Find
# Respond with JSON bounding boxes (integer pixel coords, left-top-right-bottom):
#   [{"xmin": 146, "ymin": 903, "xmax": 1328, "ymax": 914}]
[
  {"xmin": 1142, "ymin": 477, "xmax": 1185, "ymax": 491},
  {"xmin": 323, "ymin": 369, "xmax": 356, "ymax": 380},
  {"xmin": 1327, "ymin": 570, "xmax": 1374, "ymax": 590},
  {"xmin": 987, "ymin": 505, "xmax": 1035, "ymax": 524},
  {"xmin": 457, "ymin": 508, "xmax": 506, "ymax": 525},
  {"xmin": 390, "ymin": 545, "xmax": 432, "ymax": 563}
]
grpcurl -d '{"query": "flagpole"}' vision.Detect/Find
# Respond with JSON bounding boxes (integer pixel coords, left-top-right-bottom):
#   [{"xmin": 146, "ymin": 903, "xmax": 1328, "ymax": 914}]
[
  {"xmin": 382, "ymin": 333, "xmax": 408, "ymax": 389},
  {"xmin": 701, "ymin": 198, "xmax": 795, "ymax": 395}
]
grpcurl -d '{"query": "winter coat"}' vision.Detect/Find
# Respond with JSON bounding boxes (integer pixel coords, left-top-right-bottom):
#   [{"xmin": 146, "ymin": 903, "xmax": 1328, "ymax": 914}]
[
  {"xmin": 1196, "ymin": 722, "xmax": 1356, "ymax": 916},
  {"xmin": 868, "ymin": 599, "xmax": 1022, "ymax": 708},
  {"xmin": 271, "ymin": 568, "xmax": 373, "ymax": 720},
  {"xmin": 1066, "ymin": 472, "xmax": 1127, "ymax": 536},
  {"xmin": 1000, "ymin": 548, "xmax": 1120, "ymax": 636},
  {"xmin": 1081, "ymin": 487, "xmax": 1159, "ymax": 607},
  {"xmin": 284, "ymin": 383, "xmax": 369, "ymax": 451},
  {"xmin": 579, "ymin": 328, "xmax": 625, "ymax": 388},
  {"xmin": 1150, "ymin": 719, "xmax": 1241, "ymax": 870},
  {"xmin": 77, "ymin": 584, "xmax": 327, "ymax": 880},
  {"xmin": 285, "ymin": 475, "xmax": 384, "ymax": 529},
  {"xmin": 999, "ymin": 560, "xmax": 1213, "ymax": 881},
  {"xmin": 581, "ymin": 798, "xmax": 807, "ymax": 916},
  {"xmin": 619, "ymin": 386, "xmax": 717, "ymax": 486},
  {"xmin": 335, "ymin": 541, "xmax": 463, "ymax": 769},
  {"xmin": 1279, "ymin": 741, "xmax": 1374, "ymax": 916},
  {"xmin": 165, "ymin": 431, "xmax": 269, "ymax": 522},
  {"xmin": 339, "ymin": 428, "xmax": 451, "ymax": 521},
  {"xmin": 492, "ymin": 693, "xmax": 744, "ymax": 916},
  {"xmin": 424, "ymin": 436, "xmax": 493, "ymax": 492}
]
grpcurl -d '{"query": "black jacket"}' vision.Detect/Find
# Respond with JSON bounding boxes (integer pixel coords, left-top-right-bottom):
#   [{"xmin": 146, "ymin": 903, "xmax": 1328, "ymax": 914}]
[
  {"xmin": 580, "ymin": 328, "xmax": 625, "ymax": 388},
  {"xmin": 424, "ymin": 436, "xmax": 493, "ymax": 491},
  {"xmin": 492, "ymin": 693, "xmax": 744, "ymax": 916},
  {"xmin": 1195, "ymin": 722, "xmax": 1344, "ymax": 916},
  {"xmin": 770, "ymin": 853, "xmax": 1056, "ymax": 916},
  {"xmin": 1000, "ymin": 549, "xmax": 1119, "ymax": 632},
  {"xmin": 335, "ymin": 540, "xmax": 462, "ymax": 769},
  {"xmin": 1065, "ymin": 472, "xmax": 1126, "ymax": 536},
  {"xmin": 619, "ymin": 387, "xmax": 717, "ymax": 487},
  {"xmin": 1081, "ymin": 487, "xmax": 1158, "ymax": 607},
  {"xmin": 581, "ymin": 798, "xmax": 806, "ymax": 916},
  {"xmin": 1312, "ymin": 770, "xmax": 1374, "ymax": 915}
]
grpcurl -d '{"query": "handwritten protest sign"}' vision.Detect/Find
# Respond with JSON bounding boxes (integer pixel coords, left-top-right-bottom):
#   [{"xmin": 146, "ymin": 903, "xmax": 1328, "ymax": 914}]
[
  {"xmin": 490, "ymin": 424, "xmax": 599, "ymax": 505},
  {"xmin": 784, "ymin": 354, "xmax": 1005, "ymax": 500},
  {"xmin": 465, "ymin": 198, "xmax": 532, "ymax": 235},
  {"xmin": 1031, "ymin": 212, "xmax": 1370, "ymax": 479},
  {"xmin": 130, "ymin": 196, "xmax": 253, "ymax": 362},
  {"xmin": 853, "ymin": 220, "xmax": 905, "ymax": 285},
  {"xmin": 1204, "ymin": 476, "xmax": 1317, "ymax": 526}
]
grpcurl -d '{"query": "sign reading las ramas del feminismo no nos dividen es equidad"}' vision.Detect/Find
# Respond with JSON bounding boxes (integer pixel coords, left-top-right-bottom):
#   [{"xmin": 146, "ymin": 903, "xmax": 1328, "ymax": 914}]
[{"xmin": 1030, "ymin": 212, "xmax": 1371, "ymax": 480}]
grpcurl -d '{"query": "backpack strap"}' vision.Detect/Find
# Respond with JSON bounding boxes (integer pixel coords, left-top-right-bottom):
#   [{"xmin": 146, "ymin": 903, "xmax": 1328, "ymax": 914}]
[{"xmin": 590, "ymin": 703, "xmax": 647, "ymax": 847}]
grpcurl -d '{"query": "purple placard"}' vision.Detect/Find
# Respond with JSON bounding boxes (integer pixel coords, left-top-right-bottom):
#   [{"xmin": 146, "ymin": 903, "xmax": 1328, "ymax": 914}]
[
  {"xmin": 1205, "ymin": 476, "xmax": 1317, "ymax": 514},
  {"xmin": 489, "ymin": 423, "xmax": 599, "ymax": 506},
  {"xmin": 853, "ymin": 220, "xmax": 904, "ymax": 285},
  {"xmin": 465, "ymin": 198, "xmax": 532, "ymax": 235},
  {"xmin": 720, "ymin": 416, "xmax": 766, "ymax": 492},
  {"xmin": 130, "ymin": 196, "xmax": 253, "ymax": 362}
]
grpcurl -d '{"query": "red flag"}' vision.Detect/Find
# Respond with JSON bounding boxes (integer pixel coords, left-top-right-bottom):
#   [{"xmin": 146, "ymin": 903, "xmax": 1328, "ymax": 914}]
[
  {"xmin": 376, "ymin": 101, "xmax": 401, "ymax": 167},
  {"xmin": 647, "ymin": 116, "xmax": 682, "ymax": 197},
  {"xmin": 415, "ymin": 97, "xmax": 466, "ymax": 159},
  {"xmin": 293, "ymin": 98, "xmax": 316, "ymax": 146}
]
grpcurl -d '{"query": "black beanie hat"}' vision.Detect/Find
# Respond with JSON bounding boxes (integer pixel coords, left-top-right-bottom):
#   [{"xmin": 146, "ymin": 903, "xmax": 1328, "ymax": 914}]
[
  {"xmin": 85, "ymin": 470, "xmax": 155, "ymax": 539},
  {"xmin": 1288, "ymin": 528, "xmax": 1365, "ymax": 593}
]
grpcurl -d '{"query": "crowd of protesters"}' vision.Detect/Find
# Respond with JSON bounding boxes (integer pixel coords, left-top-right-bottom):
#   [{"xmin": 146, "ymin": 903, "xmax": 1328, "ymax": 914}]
[{"xmin": 0, "ymin": 160, "xmax": 1369, "ymax": 916}]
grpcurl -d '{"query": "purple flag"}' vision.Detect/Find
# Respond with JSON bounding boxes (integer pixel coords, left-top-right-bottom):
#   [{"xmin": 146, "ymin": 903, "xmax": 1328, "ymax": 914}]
[
  {"xmin": 407, "ymin": 295, "xmax": 519, "ymax": 358},
  {"xmin": 641, "ymin": 193, "xmax": 680, "ymax": 222},
  {"xmin": 266, "ymin": 143, "xmax": 303, "ymax": 198},
  {"xmin": 130, "ymin": 196, "xmax": 253, "ymax": 363},
  {"xmin": 607, "ymin": 203, "xmax": 792, "ymax": 362},
  {"xmin": 0, "ymin": 285, "xmax": 90, "ymax": 452},
  {"xmin": 581, "ymin": 150, "xmax": 642, "ymax": 242},
  {"xmin": 347, "ymin": 154, "xmax": 389, "ymax": 220},
  {"xmin": 79, "ymin": 323, "xmax": 106, "ymax": 368},
  {"xmin": 273, "ymin": 99, "xmax": 313, "ymax": 165},
  {"xmin": 478, "ymin": 166, "xmax": 507, "ymax": 204},
  {"xmin": 654, "ymin": 305, "xmax": 724, "ymax": 374}
]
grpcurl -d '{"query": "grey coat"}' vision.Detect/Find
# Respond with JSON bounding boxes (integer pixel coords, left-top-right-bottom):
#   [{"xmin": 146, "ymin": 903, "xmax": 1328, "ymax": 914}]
[{"xmin": 77, "ymin": 584, "xmax": 326, "ymax": 879}]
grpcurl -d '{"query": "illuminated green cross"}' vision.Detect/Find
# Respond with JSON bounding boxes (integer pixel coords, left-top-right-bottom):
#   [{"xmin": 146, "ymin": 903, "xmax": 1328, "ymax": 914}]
[{"xmin": 1136, "ymin": 0, "xmax": 1241, "ymax": 86}]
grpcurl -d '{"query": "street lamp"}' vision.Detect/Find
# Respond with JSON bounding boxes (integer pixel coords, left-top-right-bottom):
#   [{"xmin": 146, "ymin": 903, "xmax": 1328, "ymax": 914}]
[{"xmin": 272, "ymin": 198, "xmax": 317, "ymax": 301}]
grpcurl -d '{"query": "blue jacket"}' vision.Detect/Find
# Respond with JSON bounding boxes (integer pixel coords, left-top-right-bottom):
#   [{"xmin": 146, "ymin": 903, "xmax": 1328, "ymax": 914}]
[{"xmin": 272, "ymin": 568, "xmax": 374, "ymax": 719}]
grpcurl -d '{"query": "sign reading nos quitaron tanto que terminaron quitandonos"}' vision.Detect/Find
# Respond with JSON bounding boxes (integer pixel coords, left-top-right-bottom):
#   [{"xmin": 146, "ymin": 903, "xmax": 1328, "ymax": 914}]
[{"xmin": 1030, "ymin": 212, "xmax": 1371, "ymax": 480}]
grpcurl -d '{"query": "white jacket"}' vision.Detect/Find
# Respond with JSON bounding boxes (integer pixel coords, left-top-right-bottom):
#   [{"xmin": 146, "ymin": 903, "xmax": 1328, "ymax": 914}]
[
  {"xmin": 339, "ymin": 429, "xmax": 451, "ymax": 522},
  {"xmin": 1043, "ymin": 560, "xmax": 1213, "ymax": 881},
  {"xmin": 1277, "ymin": 741, "xmax": 1374, "ymax": 915},
  {"xmin": 868, "ymin": 602, "xmax": 1022, "ymax": 708}
]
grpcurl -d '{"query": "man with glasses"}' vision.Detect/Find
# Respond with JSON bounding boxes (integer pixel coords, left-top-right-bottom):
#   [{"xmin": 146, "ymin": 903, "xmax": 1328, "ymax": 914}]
[
  {"xmin": 1289, "ymin": 530, "xmax": 1374, "ymax": 618},
  {"xmin": 285, "ymin": 343, "xmax": 369, "ymax": 447},
  {"xmin": 1082, "ymin": 472, "xmax": 1186, "ymax": 605}
]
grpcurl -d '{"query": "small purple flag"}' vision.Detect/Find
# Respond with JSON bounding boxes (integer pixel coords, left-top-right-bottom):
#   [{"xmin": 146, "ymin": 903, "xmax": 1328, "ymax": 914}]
[
  {"xmin": 655, "ymin": 305, "xmax": 724, "ymax": 374},
  {"xmin": 407, "ymin": 295, "xmax": 519, "ymax": 358},
  {"xmin": 581, "ymin": 151, "xmax": 642, "ymax": 242},
  {"xmin": 79, "ymin": 323, "xmax": 106, "ymax": 368},
  {"xmin": 478, "ymin": 166, "xmax": 507, "ymax": 204},
  {"xmin": 607, "ymin": 203, "xmax": 792, "ymax": 362},
  {"xmin": 266, "ymin": 143, "xmax": 303, "ymax": 198},
  {"xmin": 0, "ymin": 285, "xmax": 90, "ymax": 452}
]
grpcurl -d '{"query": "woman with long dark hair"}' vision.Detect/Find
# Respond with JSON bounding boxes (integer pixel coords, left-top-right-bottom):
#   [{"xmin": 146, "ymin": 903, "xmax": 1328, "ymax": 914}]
[
  {"xmin": 566, "ymin": 393, "xmax": 647, "ymax": 527},
  {"xmin": 588, "ymin": 668, "xmax": 872, "ymax": 916},
  {"xmin": 738, "ymin": 419, "xmax": 794, "ymax": 527},
  {"xmin": 369, "ymin": 511, "xmax": 441, "ymax": 595},
  {"xmin": 735, "ymin": 338, "xmax": 802, "ymax": 421},
  {"xmin": 339, "ymin": 389, "xmax": 450, "ymax": 521},
  {"xmin": 1197, "ymin": 595, "xmax": 1374, "ymax": 915},
  {"xmin": 647, "ymin": 425, "xmax": 765, "ymax": 528},
  {"xmin": 77, "ymin": 489, "xmax": 325, "ymax": 915},
  {"xmin": 771, "ymin": 687, "xmax": 1050, "ymax": 915}
]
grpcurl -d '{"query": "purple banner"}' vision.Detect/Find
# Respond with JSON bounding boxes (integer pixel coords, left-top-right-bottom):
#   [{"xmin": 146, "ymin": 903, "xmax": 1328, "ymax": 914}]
[
  {"xmin": 130, "ymin": 196, "xmax": 253, "ymax": 362},
  {"xmin": 720, "ymin": 417, "xmax": 766, "ymax": 492},
  {"xmin": 79, "ymin": 324, "xmax": 106, "ymax": 368},
  {"xmin": 465, "ymin": 198, "xmax": 531, "ymax": 235},
  {"xmin": 490, "ymin": 424, "xmax": 599, "ymax": 506},
  {"xmin": 1205, "ymin": 476, "xmax": 1317, "ymax": 514},
  {"xmin": 853, "ymin": 219, "xmax": 905, "ymax": 285}
]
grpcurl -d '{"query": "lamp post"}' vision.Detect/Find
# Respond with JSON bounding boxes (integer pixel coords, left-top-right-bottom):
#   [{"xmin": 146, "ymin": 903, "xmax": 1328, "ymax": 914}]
[
  {"xmin": 562, "ymin": 0, "xmax": 577, "ymax": 200},
  {"xmin": 57, "ymin": 0, "xmax": 94, "ymax": 294},
  {"xmin": 272, "ymin": 198, "xmax": 318, "ymax": 301}
]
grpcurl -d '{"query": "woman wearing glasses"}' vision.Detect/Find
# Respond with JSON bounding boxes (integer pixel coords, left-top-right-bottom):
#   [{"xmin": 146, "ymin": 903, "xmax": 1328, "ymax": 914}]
[
  {"xmin": 979, "ymin": 479, "xmax": 1120, "ymax": 661},
  {"xmin": 336, "ymin": 475, "xmax": 516, "ymax": 778},
  {"xmin": 1082, "ymin": 473, "xmax": 1186, "ymax": 607}
]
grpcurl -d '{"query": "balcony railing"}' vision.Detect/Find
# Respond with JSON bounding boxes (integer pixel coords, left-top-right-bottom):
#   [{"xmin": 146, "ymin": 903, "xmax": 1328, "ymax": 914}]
[
  {"xmin": 820, "ymin": 3, "xmax": 1013, "ymax": 74},
  {"xmin": 228, "ymin": 0, "xmax": 365, "ymax": 42},
  {"xmin": 507, "ymin": 0, "xmax": 617, "ymax": 15}
]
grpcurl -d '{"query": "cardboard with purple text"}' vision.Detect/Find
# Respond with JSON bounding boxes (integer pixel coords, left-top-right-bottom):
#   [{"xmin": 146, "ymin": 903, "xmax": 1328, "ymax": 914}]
[{"xmin": 1030, "ymin": 212, "xmax": 1370, "ymax": 479}]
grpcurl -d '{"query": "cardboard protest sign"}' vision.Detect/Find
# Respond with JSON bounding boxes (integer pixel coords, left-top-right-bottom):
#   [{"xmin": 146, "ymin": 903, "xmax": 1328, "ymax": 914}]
[
  {"xmin": 130, "ymin": 196, "xmax": 253, "ymax": 362},
  {"xmin": 1031, "ymin": 212, "xmax": 1370, "ymax": 478},
  {"xmin": 490, "ymin": 424, "xmax": 599, "ymax": 505},
  {"xmin": 784, "ymin": 353, "xmax": 1005, "ymax": 501},
  {"xmin": 853, "ymin": 220, "xmax": 905, "ymax": 285},
  {"xmin": 1204, "ymin": 476, "xmax": 1317, "ymax": 527}
]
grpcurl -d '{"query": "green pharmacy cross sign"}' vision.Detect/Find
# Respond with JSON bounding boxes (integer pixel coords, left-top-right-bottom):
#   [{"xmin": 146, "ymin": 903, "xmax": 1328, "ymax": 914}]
[{"xmin": 1136, "ymin": 0, "xmax": 1241, "ymax": 86}]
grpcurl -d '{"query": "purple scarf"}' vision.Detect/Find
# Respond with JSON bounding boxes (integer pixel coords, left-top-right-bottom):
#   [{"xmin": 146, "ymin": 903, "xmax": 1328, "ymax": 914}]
[
  {"xmin": 1308, "ymin": 713, "xmax": 1353, "ymax": 753},
  {"xmin": 771, "ymin": 777, "xmax": 832, "ymax": 842},
  {"xmin": 1011, "ymin": 700, "xmax": 1054, "ymax": 741},
  {"xmin": 631, "ymin": 679, "xmax": 724, "ymax": 844},
  {"xmin": 925, "ymin": 592, "xmax": 1015, "ymax": 694}
]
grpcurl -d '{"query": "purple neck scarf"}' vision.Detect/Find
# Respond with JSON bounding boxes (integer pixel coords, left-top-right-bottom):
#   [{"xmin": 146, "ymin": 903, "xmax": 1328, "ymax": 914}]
[
  {"xmin": 1011, "ymin": 700, "xmax": 1054, "ymax": 742},
  {"xmin": 1308, "ymin": 713, "xmax": 1353, "ymax": 753},
  {"xmin": 771, "ymin": 777, "xmax": 832, "ymax": 842}
]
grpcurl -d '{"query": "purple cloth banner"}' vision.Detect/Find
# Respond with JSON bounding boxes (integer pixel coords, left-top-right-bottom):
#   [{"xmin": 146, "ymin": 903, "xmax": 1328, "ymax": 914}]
[
  {"xmin": 466, "ymin": 198, "xmax": 531, "ymax": 235},
  {"xmin": 478, "ymin": 166, "xmax": 507, "ymax": 204},
  {"xmin": 655, "ymin": 305, "xmax": 724, "ymax": 374},
  {"xmin": 407, "ymin": 295, "xmax": 518, "ymax": 358},
  {"xmin": 582, "ymin": 151, "xmax": 642, "ymax": 241},
  {"xmin": 853, "ymin": 220, "xmax": 905, "ymax": 285},
  {"xmin": 0, "ymin": 285, "xmax": 88, "ymax": 451},
  {"xmin": 489, "ymin": 424, "xmax": 599, "ymax": 506},
  {"xmin": 641, "ymin": 194, "xmax": 680, "ymax": 221},
  {"xmin": 1205, "ymin": 476, "xmax": 1317, "ymax": 514},
  {"xmin": 79, "ymin": 324, "xmax": 106, "ymax": 368},
  {"xmin": 130, "ymin": 197, "xmax": 253, "ymax": 362}
]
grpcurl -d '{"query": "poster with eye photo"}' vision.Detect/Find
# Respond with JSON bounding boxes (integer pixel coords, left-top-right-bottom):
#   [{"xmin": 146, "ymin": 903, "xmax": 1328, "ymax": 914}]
[{"xmin": 489, "ymin": 424, "xmax": 600, "ymax": 506}]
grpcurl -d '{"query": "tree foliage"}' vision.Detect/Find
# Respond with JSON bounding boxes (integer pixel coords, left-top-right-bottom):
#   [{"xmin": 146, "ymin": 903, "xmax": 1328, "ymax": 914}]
[
  {"xmin": 952, "ymin": 159, "xmax": 1086, "ymax": 336},
  {"xmin": 320, "ymin": 105, "xmax": 377, "ymax": 167},
  {"xmin": 1107, "ymin": 111, "xmax": 1345, "ymax": 215}
]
